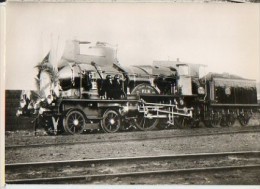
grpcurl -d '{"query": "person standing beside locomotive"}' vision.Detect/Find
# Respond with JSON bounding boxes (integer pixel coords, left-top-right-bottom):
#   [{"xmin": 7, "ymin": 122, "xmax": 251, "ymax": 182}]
[
  {"xmin": 103, "ymin": 75, "xmax": 114, "ymax": 99},
  {"xmin": 113, "ymin": 74, "xmax": 125, "ymax": 99}
]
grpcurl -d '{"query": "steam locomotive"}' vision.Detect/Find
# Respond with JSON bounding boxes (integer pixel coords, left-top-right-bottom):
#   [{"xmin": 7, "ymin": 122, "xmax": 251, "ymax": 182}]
[{"xmin": 17, "ymin": 40, "xmax": 258, "ymax": 135}]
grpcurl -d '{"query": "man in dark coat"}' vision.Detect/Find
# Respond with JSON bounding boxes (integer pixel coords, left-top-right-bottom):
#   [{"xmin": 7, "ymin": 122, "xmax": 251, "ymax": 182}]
[
  {"xmin": 103, "ymin": 75, "xmax": 114, "ymax": 99},
  {"xmin": 82, "ymin": 71, "xmax": 92, "ymax": 91},
  {"xmin": 113, "ymin": 74, "xmax": 125, "ymax": 99}
]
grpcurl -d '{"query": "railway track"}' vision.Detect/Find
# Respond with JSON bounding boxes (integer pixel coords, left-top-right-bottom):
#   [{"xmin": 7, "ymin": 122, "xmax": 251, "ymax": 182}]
[
  {"xmin": 226, "ymin": 0, "xmax": 249, "ymax": 2},
  {"xmin": 6, "ymin": 126, "xmax": 260, "ymax": 149},
  {"xmin": 6, "ymin": 151, "xmax": 260, "ymax": 184}
]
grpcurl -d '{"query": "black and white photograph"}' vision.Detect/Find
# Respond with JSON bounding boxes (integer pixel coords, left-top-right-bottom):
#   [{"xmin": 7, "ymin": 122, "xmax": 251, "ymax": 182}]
[{"xmin": 3, "ymin": 2, "xmax": 260, "ymax": 185}]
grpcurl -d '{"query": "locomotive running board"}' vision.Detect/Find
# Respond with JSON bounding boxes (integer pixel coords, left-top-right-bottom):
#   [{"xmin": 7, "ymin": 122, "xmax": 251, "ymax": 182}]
[
  {"xmin": 140, "ymin": 94, "xmax": 198, "ymax": 98},
  {"xmin": 210, "ymin": 103, "xmax": 259, "ymax": 107}
]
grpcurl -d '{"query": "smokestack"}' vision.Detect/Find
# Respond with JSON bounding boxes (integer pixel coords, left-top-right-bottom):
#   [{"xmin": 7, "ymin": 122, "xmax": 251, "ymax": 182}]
[{"xmin": 177, "ymin": 58, "xmax": 180, "ymax": 62}]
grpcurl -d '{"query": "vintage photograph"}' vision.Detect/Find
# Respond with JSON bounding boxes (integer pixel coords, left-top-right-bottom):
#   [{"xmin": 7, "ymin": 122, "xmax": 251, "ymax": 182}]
[{"xmin": 4, "ymin": 2, "xmax": 260, "ymax": 185}]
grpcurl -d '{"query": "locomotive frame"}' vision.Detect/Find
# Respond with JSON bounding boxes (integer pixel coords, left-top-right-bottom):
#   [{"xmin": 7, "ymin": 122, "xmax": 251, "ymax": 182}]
[{"xmin": 36, "ymin": 85, "xmax": 197, "ymax": 135}]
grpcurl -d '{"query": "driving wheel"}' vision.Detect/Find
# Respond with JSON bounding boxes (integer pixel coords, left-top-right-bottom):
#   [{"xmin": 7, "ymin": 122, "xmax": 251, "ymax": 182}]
[
  {"xmin": 101, "ymin": 109, "xmax": 121, "ymax": 133},
  {"xmin": 63, "ymin": 110, "xmax": 85, "ymax": 135},
  {"xmin": 134, "ymin": 112, "xmax": 159, "ymax": 131}
]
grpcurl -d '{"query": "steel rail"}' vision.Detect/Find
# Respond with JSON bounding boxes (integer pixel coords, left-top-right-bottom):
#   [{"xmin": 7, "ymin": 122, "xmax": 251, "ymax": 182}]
[
  {"xmin": 6, "ymin": 164, "xmax": 260, "ymax": 184},
  {"xmin": 5, "ymin": 128, "xmax": 260, "ymax": 149},
  {"xmin": 6, "ymin": 150, "xmax": 260, "ymax": 168},
  {"xmin": 226, "ymin": 0, "xmax": 248, "ymax": 2}
]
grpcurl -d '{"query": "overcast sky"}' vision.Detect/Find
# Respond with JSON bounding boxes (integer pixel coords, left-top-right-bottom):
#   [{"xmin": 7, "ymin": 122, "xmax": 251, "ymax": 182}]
[{"xmin": 6, "ymin": 3, "xmax": 260, "ymax": 90}]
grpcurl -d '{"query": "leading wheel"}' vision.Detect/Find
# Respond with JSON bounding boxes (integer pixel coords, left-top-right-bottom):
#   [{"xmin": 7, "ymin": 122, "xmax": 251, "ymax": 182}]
[
  {"xmin": 63, "ymin": 110, "xmax": 85, "ymax": 135},
  {"xmin": 101, "ymin": 109, "xmax": 121, "ymax": 133},
  {"xmin": 134, "ymin": 113, "xmax": 159, "ymax": 131}
]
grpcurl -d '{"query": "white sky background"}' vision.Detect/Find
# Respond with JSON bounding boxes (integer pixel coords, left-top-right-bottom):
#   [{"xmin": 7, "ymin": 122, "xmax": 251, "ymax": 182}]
[{"xmin": 5, "ymin": 3, "xmax": 260, "ymax": 90}]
